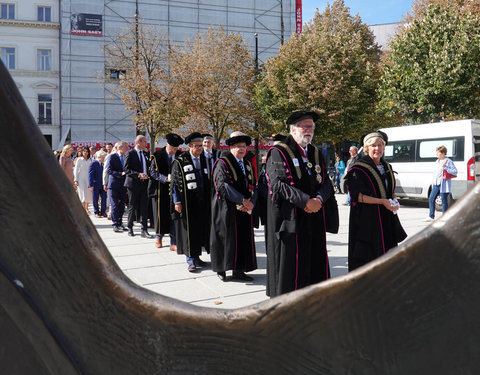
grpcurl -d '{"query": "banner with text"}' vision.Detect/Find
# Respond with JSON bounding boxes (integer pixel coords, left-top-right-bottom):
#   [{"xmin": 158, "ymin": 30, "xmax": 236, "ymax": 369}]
[{"xmin": 296, "ymin": 0, "xmax": 302, "ymax": 35}]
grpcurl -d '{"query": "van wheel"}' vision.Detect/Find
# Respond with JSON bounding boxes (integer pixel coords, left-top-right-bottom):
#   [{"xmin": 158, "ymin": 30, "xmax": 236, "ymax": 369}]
[{"xmin": 435, "ymin": 193, "xmax": 454, "ymax": 212}]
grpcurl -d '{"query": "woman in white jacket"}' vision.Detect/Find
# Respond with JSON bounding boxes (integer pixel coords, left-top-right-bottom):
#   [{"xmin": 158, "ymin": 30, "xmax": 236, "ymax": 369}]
[
  {"xmin": 74, "ymin": 147, "xmax": 93, "ymax": 214},
  {"xmin": 426, "ymin": 145, "xmax": 457, "ymax": 221}
]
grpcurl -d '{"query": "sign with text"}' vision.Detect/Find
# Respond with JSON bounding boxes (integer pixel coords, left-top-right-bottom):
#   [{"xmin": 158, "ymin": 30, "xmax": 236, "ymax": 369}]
[
  {"xmin": 296, "ymin": 0, "xmax": 302, "ymax": 35},
  {"xmin": 71, "ymin": 13, "xmax": 103, "ymax": 36}
]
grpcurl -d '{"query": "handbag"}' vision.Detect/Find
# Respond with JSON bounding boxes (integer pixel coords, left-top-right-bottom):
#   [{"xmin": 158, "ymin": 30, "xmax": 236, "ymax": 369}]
[{"xmin": 442, "ymin": 169, "xmax": 457, "ymax": 179}]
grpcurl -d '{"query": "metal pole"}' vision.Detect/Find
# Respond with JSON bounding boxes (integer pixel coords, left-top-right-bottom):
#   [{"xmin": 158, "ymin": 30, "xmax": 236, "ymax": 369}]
[
  {"xmin": 135, "ymin": 0, "xmax": 142, "ymax": 136},
  {"xmin": 254, "ymin": 33, "xmax": 260, "ymax": 174},
  {"xmin": 280, "ymin": 0, "xmax": 284, "ymax": 45}
]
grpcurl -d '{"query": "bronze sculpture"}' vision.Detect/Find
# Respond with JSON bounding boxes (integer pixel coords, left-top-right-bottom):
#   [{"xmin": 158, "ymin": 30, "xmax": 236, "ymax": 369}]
[{"xmin": 1, "ymin": 61, "xmax": 480, "ymax": 374}]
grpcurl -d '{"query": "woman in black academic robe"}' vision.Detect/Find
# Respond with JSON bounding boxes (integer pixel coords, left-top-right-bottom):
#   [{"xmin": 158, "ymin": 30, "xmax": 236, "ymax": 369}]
[{"xmin": 345, "ymin": 131, "xmax": 407, "ymax": 271}]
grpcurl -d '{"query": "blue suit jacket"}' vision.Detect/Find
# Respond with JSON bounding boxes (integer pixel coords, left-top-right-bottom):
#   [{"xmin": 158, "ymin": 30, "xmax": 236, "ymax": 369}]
[
  {"xmin": 88, "ymin": 160, "xmax": 103, "ymax": 190},
  {"xmin": 106, "ymin": 153, "xmax": 126, "ymax": 190}
]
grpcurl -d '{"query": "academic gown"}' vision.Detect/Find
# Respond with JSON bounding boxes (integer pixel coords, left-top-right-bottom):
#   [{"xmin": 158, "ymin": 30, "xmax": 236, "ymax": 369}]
[
  {"xmin": 170, "ymin": 152, "xmax": 211, "ymax": 257},
  {"xmin": 265, "ymin": 135, "xmax": 335, "ymax": 297},
  {"xmin": 210, "ymin": 152, "xmax": 257, "ymax": 273},
  {"xmin": 148, "ymin": 147, "xmax": 181, "ymax": 235},
  {"xmin": 345, "ymin": 155, "xmax": 407, "ymax": 271}
]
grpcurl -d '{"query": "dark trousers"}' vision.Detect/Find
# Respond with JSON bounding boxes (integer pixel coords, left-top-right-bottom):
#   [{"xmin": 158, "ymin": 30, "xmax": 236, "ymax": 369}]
[
  {"xmin": 151, "ymin": 198, "xmax": 176, "ymax": 245},
  {"xmin": 110, "ymin": 187, "xmax": 126, "ymax": 228},
  {"xmin": 127, "ymin": 185, "xmax": 148, "ymax": 231},
  {"xmin": 92, "ymin": 188, "xmax": 107, "ymax": 215}
]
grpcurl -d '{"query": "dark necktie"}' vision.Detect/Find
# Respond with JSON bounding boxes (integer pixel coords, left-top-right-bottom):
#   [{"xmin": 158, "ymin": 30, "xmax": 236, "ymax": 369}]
[
  {"xmin": 238, "ymin": 159, "xmax": 246, "ymax": 175},
  {"xmin": 120, "ymin": 154, "xmax": 124, "ymax": 168}
]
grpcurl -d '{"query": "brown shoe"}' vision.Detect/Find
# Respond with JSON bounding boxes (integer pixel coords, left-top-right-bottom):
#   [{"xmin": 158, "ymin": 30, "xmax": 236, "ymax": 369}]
[
  {"xmin": 155, "ymin": 238, "xmax": 162, "ymax": 248},
  {"xmin": 169, "ymin": 245, "xmax": 177, "ymax": 252}
]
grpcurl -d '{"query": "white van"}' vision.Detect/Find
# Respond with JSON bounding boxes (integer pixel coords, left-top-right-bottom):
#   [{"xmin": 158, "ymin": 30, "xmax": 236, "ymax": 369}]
[{"xmin": 380, "ymin": 119, "xmax": 480, "ymax": 208}]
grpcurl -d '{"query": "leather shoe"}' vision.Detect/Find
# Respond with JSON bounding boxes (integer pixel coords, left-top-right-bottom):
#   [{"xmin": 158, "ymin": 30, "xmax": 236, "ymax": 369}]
[
  {"xmin": 141, "ymin": 230, "xmax": 153, "ymax": 239},
  {"xmin": 169, "ymin": 245, "xmax": 177, "ymax": 252},
  {"xmin": 155, "ymin": 238, "xmax": 162, "ymax": 248},
  {"xmin": 113, "ymin": 226, "xmax": 123, "ymax": 233},
  {"xmin": 95, "ymin": 214, "xmax": 102, "ymax": 218},
  {"xmin": 128, "ymin": 228, "xmax": 134, "ymax": 237},
  {"xmin": 121, "ymin": 225, "xmax": 128, "ymax": 232},
  {"xmin": 217, "ymin": 272, "xmax": 227, "ymax": 282},
  {"xmin": 195, "ymin": 258, "xmax": 207, "ymax": 267},
  {"xmin": 232, "ymin": 271, "xmax": 254, "ymax": 282}
]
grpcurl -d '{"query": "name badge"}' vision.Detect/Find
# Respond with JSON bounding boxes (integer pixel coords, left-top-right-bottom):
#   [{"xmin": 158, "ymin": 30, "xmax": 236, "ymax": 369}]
[{"xmin": 293, "ymin": 158, "xmax": 300, "ymax": 167}]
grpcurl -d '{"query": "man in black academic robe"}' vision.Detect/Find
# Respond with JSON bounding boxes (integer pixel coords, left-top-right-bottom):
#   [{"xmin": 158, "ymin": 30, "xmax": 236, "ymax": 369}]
[
  {"xmin": 210, "ymin": 132, "xmax": 257, "ymax": 282},
  {"xmin": 170, "ymin": 132, "xmax": 211, "ymax": 272},
  {"xmin": 265, "ymin": 110, "xmax": 337, "ymax": 297},
  {"xmin": 148, "ymin": 133, "xmax": 183, "ymax": 249}
]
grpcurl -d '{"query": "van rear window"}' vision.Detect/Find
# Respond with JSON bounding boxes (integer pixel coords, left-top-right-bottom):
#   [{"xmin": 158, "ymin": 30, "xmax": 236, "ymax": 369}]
[{"xmin": 417, "ymin": 137, "xmax": 464, "ymax": 162}]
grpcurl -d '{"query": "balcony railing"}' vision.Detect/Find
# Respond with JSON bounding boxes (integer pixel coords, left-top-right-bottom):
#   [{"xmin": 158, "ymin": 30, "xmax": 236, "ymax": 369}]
[{"xmin": 38, "ymin": 117, "xmax": 52, "ymax": 124}]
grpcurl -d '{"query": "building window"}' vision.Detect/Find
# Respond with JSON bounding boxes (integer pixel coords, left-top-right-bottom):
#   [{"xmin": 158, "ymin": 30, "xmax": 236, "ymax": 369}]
[
  {"xmin": 38, "ymin": 49, "xmax": 52, "ymax": 71},
  {"xmin": 0, "ymin": 47, "xmax": 15, "ymax": 69},
  {"xmin": 107, "ymin": 68, "xmax": 126, "ymax": 80},
  {"xmin": 0, "ymin": 3, "xmax": 14, "ymax": 19},
  {"xmin": 38, "ymin": 94, "xmax": 52, "ymax": 124},
  {"xmin": 37, "ymin": 6, "xmax": 51, "ymax": 22}
]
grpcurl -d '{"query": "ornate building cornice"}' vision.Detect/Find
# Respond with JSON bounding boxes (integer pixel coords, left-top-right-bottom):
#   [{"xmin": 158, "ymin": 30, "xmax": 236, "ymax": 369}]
[
  {"xmin": 0, "ymin": 19, "xmax": 60, "ymax": 30},
  {"xmin": 9, "ymin": 70, "xmax": 59, "ymax": 78}
]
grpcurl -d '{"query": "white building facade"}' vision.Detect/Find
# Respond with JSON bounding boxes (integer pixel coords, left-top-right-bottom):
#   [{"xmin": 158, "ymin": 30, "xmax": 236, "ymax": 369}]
[
  {"xmin": 59, "ymin": 0, "xmax": 297, "ymax": 149},
  {"xmin": 1, "ymin": 1, "xmax": 296, "ymax": 150},
  {"xmin": 0, "ymin": 0, "xmax": 61, "ymax": 148}
]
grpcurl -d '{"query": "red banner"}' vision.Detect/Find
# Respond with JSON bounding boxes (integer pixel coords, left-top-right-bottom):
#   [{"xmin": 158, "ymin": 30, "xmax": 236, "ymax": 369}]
[{"xmin": 296, "ymin": 0, "xmax": 302, "ymax": 35}]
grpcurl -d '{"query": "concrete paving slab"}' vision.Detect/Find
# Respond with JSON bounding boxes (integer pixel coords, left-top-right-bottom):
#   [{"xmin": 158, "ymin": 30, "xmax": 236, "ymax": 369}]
[{"xmin": 90, "ymin": 194, "xmax": 435, "ymax": 309}]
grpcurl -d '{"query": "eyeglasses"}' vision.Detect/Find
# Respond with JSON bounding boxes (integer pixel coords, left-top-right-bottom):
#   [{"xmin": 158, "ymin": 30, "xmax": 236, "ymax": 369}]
[
  {"xmin": 295, "ymin": 125, "xmax": 315, "ymax": 130},
  {"xmin": 191, "ymin": 144, "xmax": 203, "ymax": 148}
]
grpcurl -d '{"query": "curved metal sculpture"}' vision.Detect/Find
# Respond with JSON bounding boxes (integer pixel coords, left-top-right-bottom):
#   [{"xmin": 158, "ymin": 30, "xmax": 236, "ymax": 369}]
[{"xmin": 1, "ymin": 61, "xmax": 480, "ymax": 375}]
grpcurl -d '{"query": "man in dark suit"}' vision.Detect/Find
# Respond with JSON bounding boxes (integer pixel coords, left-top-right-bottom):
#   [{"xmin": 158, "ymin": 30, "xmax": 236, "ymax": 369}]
[
  {"xmin": 148, "ymin": 133, "xmax": 183, "ymax": 249},
  {"xmin": 202, "ymin": 133, "xmax": 221, "ymax": 179},
  {"xmin": 106, "ymin": 141, "xmax": 128, "ymax": 233},
  {"xmin": 88, "ymin": 150, "xmax": 107, "ymax": 218},
  {"xmin": 124, "ymin": 135, "xmax": 153, "ymax": 238}
]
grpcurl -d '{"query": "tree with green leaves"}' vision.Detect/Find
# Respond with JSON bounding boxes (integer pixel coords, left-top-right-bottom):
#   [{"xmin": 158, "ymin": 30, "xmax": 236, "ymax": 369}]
[
  {"xmin": 254, "ymin": 0, "xmax": 382, "ymax": 144},
  {"xmin": 105, "ymin": 22, "xmax": 184, "ymax": 152},
  {"xmin": 172, "ymin": 26, "xmax": 257, "ymax": 145},
  {"xmin": 377, "ymin": 4, "xmax": 480, "ymax": 124}
]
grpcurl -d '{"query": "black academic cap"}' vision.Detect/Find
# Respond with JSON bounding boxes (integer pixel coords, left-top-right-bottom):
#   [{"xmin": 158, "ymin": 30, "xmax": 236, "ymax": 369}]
[
  {"xmin": 286, "ymin": 110, "xmax": 320, "ymax": 125},
  {"xmin": 360, "ymin": 130, "xmax": 389, "ymax": 147},
  {"xmin": 165, "ymin": 133, "xmax": 183, "ymax": 147},
  {"xmin": 184, "ymin": 132, "xmax": 204, "ymax": 144},
  {"xmin": 225, "ymin": 133, "xmax": 252, "ymax": 146}
]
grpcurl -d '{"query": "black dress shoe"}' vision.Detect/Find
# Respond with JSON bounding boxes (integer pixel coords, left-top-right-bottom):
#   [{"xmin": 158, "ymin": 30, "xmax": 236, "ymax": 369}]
[
  {"xmin": 113, "ymin": 226, "xmax": 123, "ymax": 233},
  {"xmin": 217, "ymin": 272, "xmax": 227, "ymax": 282},
  {"xmin": 195, "ymin": 258, "xmax": 207, "ymax": 267},
  {"xmin": 121, "ymin": 225, "xmax": 128, "ymax": 232},
  {"xmin": 128, "ymin": 228, "xmax": 134, "ymax": 237},
  {"xmin": 232, "ymin": 271, "xmax": 254, "ymax": 282},
  {"xmin": 141, "ymin": 230, "xmax": 153, "ymax": 239}
]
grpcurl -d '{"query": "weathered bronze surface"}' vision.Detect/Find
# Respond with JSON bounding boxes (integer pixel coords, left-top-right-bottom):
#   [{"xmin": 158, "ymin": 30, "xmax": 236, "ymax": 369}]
[{"xmin": 1, "ymin": 61, "xmax": 480, "ymax": 375}]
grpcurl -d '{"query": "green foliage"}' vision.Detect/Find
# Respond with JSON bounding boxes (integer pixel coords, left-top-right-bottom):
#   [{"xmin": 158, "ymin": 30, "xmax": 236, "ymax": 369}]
[
  {"xmin": 254, "ymin": 0, "xmax": 382, "ymax": 144},
  {"xmin": 377, "ymin": 4, "xmax": 480, "ymax": 124}
]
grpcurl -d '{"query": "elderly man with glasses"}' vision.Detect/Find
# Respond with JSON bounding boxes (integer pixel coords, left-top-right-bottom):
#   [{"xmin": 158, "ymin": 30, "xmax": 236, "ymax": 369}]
[{"xmin": 265, "ymin": 110, "xmax": 338, "ymax": 297}]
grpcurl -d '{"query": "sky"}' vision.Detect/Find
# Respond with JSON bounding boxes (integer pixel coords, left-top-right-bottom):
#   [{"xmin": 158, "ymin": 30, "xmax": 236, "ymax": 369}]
[{"xmin": 302, "ymin": 0, "xmax": 414, "ymax": 26}]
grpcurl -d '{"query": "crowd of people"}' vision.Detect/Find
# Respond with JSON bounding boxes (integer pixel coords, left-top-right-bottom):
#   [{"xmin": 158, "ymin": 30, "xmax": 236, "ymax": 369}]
[{"xmin": 56, "ymin": 109, "xmax": 457, "ymax": 297}]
